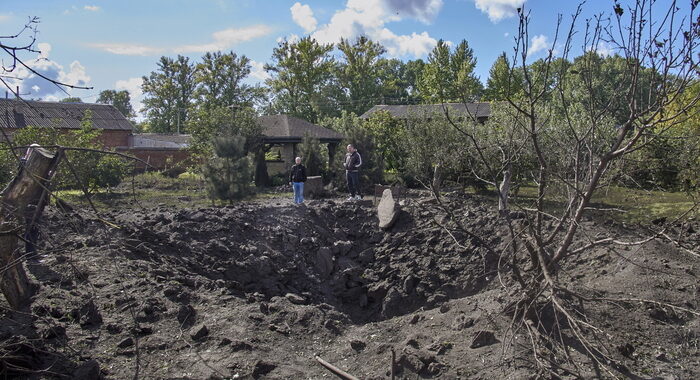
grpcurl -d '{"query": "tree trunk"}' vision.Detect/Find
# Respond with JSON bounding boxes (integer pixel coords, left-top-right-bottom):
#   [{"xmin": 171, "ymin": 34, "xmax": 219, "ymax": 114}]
[
  {"xmin": 431, "ymin": 163, "xmax": 444, "ymax": 196},
  {"xmin": 499, "ymin": 164, "xmax": 512, "ymax": 216},
  {"xmin": 254, "ymin": 148, "xmax": 270, "ymax": 187},
  {"xmin": 0, "ymin": 146, "xmax": 61, "ymax": 309}
]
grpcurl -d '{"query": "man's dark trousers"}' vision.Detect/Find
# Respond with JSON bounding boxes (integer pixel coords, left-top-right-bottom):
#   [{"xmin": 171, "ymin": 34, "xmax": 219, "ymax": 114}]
[{"xmin": 346, "ymin": 171, "xmax": 360, "ymax": 197}]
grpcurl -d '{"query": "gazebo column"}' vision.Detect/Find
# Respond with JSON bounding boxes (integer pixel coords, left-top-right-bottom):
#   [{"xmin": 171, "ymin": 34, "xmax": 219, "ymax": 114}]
[{"xmin": 327, "ymin": 142, "xmax": 339, "ymax": 166}]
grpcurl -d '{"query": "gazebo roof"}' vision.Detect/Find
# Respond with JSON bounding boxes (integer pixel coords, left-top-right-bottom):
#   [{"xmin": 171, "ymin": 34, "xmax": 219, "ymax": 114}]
[{"xmin": 259, "ymin": 114, "xmax": 344, "ymax": 143}]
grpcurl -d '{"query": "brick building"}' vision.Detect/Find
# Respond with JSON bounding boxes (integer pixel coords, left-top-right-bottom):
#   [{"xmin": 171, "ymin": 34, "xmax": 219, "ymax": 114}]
[
  {"xmin": 0, "ymin": 99, "xmax": 191, "ymax": 170},
  {"xmin": 0, "ymin": 98, "xmax": 134, "ymax": 147}
]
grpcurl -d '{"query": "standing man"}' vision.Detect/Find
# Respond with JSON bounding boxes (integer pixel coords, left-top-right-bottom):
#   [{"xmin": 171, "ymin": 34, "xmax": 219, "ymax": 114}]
[
  {"xmin": 343, "ymin": 144, "xmax": 362, "ymax": 200},
  {"xmin": 289, "ymin": 156, "xmax": 307, "ymax": 204}
]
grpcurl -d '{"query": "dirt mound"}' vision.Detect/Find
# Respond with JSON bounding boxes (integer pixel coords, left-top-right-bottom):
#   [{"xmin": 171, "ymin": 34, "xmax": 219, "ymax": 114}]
[{"xmin": 1, "ymin": 193, "xmax": 698, "ymax": 379}]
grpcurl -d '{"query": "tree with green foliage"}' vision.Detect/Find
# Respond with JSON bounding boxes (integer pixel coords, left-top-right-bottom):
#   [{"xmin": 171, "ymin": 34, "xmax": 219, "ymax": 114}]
[
  {"xmin": 298, "ymin": 134, "xmax": 326, "ymax": 177},
  {"xmin": 0, "ymin": 110, "xmax": 128, "ymax": 192},
  {"xmin": 60, "ymin": 97, "xmax": 82, "ymax": 103},
  {"xmin": 141, "ymin": 55, "xmax": 196, "ymax": 133},
  {"xmin": 484, "ymin": 53, "xmax": 524, "ymax": 101},
  {"xmin": 203, "ymin": 134, "xmax": 254, "ymax": 203},
  {"xmin": 419, "ymin": 39, "xmax": 483, "ymax": 103},
  {"xmin": 97, "ymin": 90, "xmax": 134, "ymax": 119},
  {"xmin": 336, "ymin": 36, "xmax": 386, "ymax": 115},
  {"xmin": 193, "ymin": 51, "xmax": 263, "ymax": 111},
  {"xmin": 362, "ymin": 110, "xmax": 406, "ymax": 172},
  {"xmin": 264, "ymin": 36, "xmax": 335, "ymax": 123},
  {"xmin": 189, "ymin": 106, "xmax": 269, "ymax": 185},
  {"xmin": 322, "ymin": 111, "xmax": 383, "ymax": 190},
  {"xmin": 373, "ymin": 58, "xmax": 425, "ymax": 105}
]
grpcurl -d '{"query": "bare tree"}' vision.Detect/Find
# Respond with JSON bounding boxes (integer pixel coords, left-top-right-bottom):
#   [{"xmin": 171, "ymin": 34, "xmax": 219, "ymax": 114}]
[{"xmin": 434, "ymin": 1, "xmax": 699, "ymax": 376}]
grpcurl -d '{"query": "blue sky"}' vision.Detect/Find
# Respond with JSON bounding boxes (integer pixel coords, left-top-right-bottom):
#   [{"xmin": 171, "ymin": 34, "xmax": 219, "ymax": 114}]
[{"xmin": 0, "ymin": 1, "xmax": 690, "ymax": 117}]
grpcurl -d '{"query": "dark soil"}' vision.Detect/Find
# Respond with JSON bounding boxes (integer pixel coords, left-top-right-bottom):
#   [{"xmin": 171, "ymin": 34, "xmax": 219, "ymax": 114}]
[{"xmin": 1, "ymin": 191, "xmax": 698, "ymax": 379}]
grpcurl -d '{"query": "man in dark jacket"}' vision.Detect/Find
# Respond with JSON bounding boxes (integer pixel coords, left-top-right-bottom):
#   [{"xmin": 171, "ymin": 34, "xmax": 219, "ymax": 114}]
[
  {"xmin": 343, "ymin": 144, "xmax": 362, "ymax": 200},
  {"xmin": 289, "ymin": 156, "xmax": 307, "ymax": 204}
]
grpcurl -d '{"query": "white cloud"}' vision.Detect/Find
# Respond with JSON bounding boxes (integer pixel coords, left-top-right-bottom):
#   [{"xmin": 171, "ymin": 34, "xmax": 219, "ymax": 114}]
[
  {"xmin": 504, "ymin": 32, "xmax": 509, "ymax": 38},
  {"xmin": 84, "ymin": 5, "xmax": 100, "ymax": 12},
  {"xmin": 596, "ymin": 41, "xmax": 614, "ymax": 57},
  {"xmin": 276, "ymin": 34, "xmax": 301, "ymax": 45},
  {"xmin": 59, "ymin": 61, "xmax": 91, "ymax": 88},
  {"xmin": 37, "ymin": 42, "xmax": 52, "ymax": 60},
  {"xmin": 384, "ymin": 0, "xmax": 443, "ymax": 24},
  {"xmin": 174, "ymin": 25, "xmax": 273, "ymax": 53},
  {"xmin": 310, "ymin": 0, "xmax": 443, "ymax": 58},
  {"xmin": 87, "ymin": 25, "xmax": 272, "ymax": 56},
  {"xmin": 527, "ymin": 34, "xmax": 549, "ymax": 56},
  {"xmin": 5, "ymin": 43, "xmax": 91, "ymax": 99},
  {"xmin": 250, "ymin": 60, "xmax": 270, "ymax": 82},
  {"xmin": 0, "ymin": 13, "xmax": 11, "ymax": 23},
  {"xmin": 377, "ymin": 29, "xmax": 437, "ymax": 57},
  {"xmin": 86, "ymin": 43, "xmax": 165, "ymax": 56},
  {"xmin": 63, "ymin": 5, "xmax": 79, "ymax": 15},
  {"xmin": 474, "ymin": 0, "xmax": 525, "ymax": 22},
  {"xmin": 115, "ymin": 77, "xmax": 144, "ymax": 115},
  {"xmin": 291, "ymin": 3, "xmax": 317, "ymax": 33}
]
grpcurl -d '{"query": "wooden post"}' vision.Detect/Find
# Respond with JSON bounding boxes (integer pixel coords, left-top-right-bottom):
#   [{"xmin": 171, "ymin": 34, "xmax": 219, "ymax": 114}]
[{"xmin": 0, "ymin": 146, "xmax": 60, "ymax": 309}]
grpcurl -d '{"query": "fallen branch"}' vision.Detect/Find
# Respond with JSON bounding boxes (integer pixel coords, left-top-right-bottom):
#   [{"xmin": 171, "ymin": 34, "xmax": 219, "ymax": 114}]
[{"xmin": 314, "ymin": 355, "xmax": 360, "ymax": 380}]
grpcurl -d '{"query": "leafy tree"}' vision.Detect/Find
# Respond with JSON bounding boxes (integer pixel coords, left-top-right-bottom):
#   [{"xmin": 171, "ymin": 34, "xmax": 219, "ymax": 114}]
[
  {"xmin": 141, "ymin": 55, "xmax": 196, "ymax": 133},
  {"xmin": 362, "ymin": 110, "xmax": 406, "ymax": 172},
  {"xmin": 336, "ymin": 36, "xmax": 386, "ymax": 115},
  {"xmin": 484, "ymin": 53, "xmax": 524, "ymax": 101},
  {"xmin": 619, "ymin": 80, "xmax": 700, "ymax": 190},
  {"xmin": 193, "ymin": 51, "xmax": 263, "ymax": 111},
  {"xmin": 323, "ymin": 111, "xmax": 383, "ymax": 190},
  {"xmin": 0, "ymin": 111, "xmax": 128, "ymax": 192},
  {"xmin": 374, "ymin": 58, "xmax": 425, "ymax": 105},
  {"xmin": 419, "ymin": 39, "xmax": 483, "ymax": 103},
  {"xmin": 264, "ymin": 36, "xmax": 335, "ymax": 123},
  {"xmin": 60, "ymin": 97, "xmax": 82, "ymax": 103},
  {"xmin": 97, "ymin": 90, "xmax": 134, "ymax": 119},
  {"xmin": 298, "ymin": 134, "xmax": 326, "ymax": 177},
  {"xmin": 203, "ymin": 134, "xmax": 254, "ymax": 203},
  {"xmin": 189, "ymin": 106, "xmax": 269, "ymax": 185}
]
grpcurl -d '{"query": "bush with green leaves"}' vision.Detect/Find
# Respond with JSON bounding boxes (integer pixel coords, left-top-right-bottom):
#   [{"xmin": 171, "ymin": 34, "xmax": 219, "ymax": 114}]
[
  {"xmin": 0, "ymin": 111, "xmax": 128, "ymax": 192},
  {"xmin": 322, "ymin": 111, "xmax": 384, "ymax": 191},
  {"xmin": 203, "ymin": 134, "xmax": 254, "ymax": 202},
  {"xmin": 298, "ymin": 133, "xmax": 327, "ymax": 177},
  {"xmin": 188, "ymin": 106, "xmax": 270, "ymax": 186}
]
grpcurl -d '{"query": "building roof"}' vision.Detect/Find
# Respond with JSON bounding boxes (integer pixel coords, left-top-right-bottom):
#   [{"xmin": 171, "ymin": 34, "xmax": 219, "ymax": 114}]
[
  {"xmin": 259, "ymin": 114, "xmax": 344, "ymax": 142},
  {"xmin": 360, "ymin": 103, "xmax": 491, "ymax": 120},
  {"xmin": 0, "ymin": 98, "xmax": 134, "ymax": 131}
]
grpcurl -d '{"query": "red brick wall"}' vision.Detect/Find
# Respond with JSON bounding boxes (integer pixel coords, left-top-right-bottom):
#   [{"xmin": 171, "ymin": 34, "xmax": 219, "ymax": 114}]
[
  {"xmin": 98, "ymin": 130, "xmax": 130, "ymax": 148},
  {"xmin": 117, "ymin": 147, "xmax": 191, "ymax": 170}
]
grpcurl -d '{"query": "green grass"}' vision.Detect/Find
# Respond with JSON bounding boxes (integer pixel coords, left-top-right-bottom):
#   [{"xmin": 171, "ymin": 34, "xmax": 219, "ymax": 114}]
[
  {"xmin": 590, "ymin": 186, "xmax": 696, "ymax": 223},
  {"xmin": 54, "ymin": 172, "xmax": 295, "ymax": 210},
  {"xmin": 510, "ymin": 184, "xmax": 697, "ymax": 224}
]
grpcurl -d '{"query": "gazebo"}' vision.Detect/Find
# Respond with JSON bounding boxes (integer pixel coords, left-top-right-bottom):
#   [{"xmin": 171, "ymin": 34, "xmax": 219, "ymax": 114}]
[{"xmin": 258, "ymin": 114, "xmax": 344, "ymax": 176}]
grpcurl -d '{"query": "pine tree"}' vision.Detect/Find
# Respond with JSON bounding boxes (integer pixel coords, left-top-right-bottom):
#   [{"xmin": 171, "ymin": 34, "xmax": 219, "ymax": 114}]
[
  {"xmin": 298, "ymin": 134, "xmax": 326, "ymax": 177},
  {"xmin": 203, "ymin": 135, "xmax": 254, "ymax": 202}
]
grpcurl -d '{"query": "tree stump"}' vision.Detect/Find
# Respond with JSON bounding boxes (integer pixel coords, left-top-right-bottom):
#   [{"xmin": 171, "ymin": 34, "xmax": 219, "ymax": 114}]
[{"xmin": 0, "ymin": 146, "xmax": 61, "ymax": 309}]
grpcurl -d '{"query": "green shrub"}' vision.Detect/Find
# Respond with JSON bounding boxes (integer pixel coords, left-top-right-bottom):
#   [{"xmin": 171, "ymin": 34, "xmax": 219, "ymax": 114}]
[
  {"xmin": 203, "ymin": 135, "xmax": 254, "ymax": 202},
  {"xmin": 0, "ymin": 111, "xmax": 128, "ymax": 192}
]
